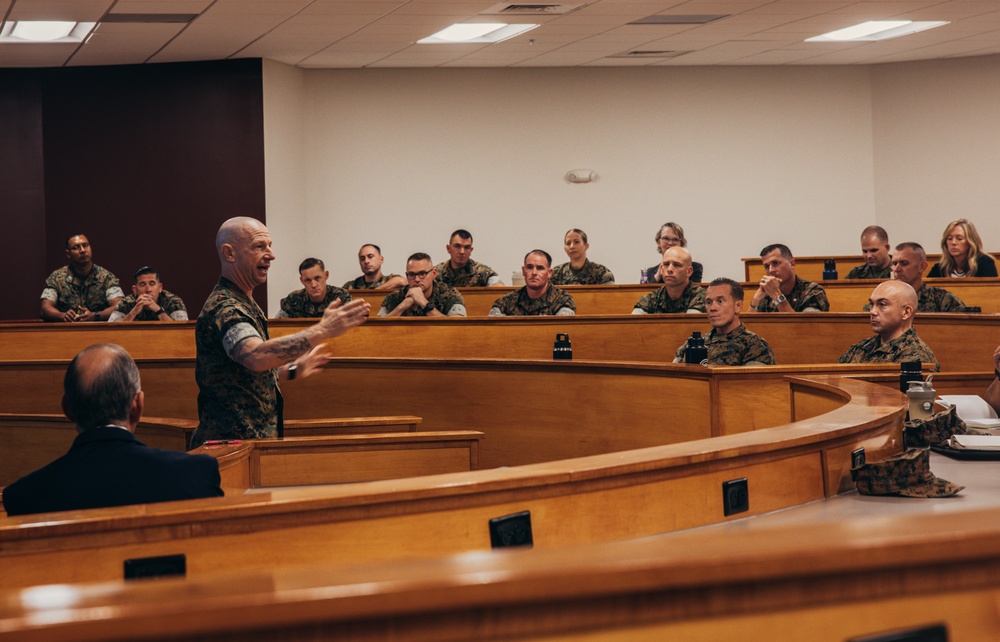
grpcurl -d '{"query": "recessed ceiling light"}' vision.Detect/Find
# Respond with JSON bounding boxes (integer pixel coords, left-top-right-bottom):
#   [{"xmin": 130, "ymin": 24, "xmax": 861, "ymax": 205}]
[
  {"xmin": 0, "ymin": 20, "xmax": 96, "ymax": 43},
  {"xmin": 12, "ymin": 20, "xmax": 76, "ymax": 41},
  {"xmin": 419, "ymin": 22, "xmax": 539, "ymax": 44},
  {"xmin": 806, "ymin": 20, "xmax": 949, "ymax": 42}
]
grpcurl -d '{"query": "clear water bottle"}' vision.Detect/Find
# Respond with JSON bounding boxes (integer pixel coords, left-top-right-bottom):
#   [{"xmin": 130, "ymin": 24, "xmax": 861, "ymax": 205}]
[
  {"xmin": 685, "ymin": 331, "xmax": 708, "ymax": 365},
  {"xmin": 639, "ymin": 269, "xmax": 648, "ymax": 284}
]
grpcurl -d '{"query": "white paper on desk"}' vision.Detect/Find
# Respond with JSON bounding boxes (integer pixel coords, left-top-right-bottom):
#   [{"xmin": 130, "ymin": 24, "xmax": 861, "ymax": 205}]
[
  {"xmin": 950, "ymin": 435, "xmax": 1000, "ymax": 450},
  {"xmin": 938, "ymin": 395, "xmax": 1000, "ymax": 428}
]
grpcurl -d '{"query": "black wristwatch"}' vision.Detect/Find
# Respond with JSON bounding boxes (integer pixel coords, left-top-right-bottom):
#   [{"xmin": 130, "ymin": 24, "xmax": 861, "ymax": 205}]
[
  {"xmin": 157, "ymin": 309, "xmax": 169, "ymax": 317},
  {"xmin": 423, "ymin": 302, "xmax": 435, "ymax": 314},
  {"xmin": 995, "ymin": 368, "xmax": 1000, "ymax": 381}
]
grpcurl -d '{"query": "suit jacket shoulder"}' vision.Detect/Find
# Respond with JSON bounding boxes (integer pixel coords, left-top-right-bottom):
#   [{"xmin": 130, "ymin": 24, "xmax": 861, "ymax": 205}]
[{"xmin": 3, "ymin": 427, "xmax": 223, "ymax": 516}]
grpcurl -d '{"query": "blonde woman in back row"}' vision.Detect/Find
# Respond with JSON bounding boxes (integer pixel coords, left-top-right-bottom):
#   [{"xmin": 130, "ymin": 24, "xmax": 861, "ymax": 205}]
[{"xmin": 927, "ymin": 218, "xmax": 997, "ymax": 278}]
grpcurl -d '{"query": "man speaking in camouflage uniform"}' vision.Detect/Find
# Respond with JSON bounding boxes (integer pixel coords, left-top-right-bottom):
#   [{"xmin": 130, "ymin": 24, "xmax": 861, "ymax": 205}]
[
  {"xmin": 489, "ymin": 250, "xmax": 576, "ymax": 316},
  {"xmin": 632, "ymin": 246, "xmax": 706, "ymax": 314},
  {"xmin": 40, "ymin": 234, "xmax": 124, "ymax": 322},
  {"xmin": 192, "ymin": 217, "xmax": 371, "ymax": 447},
  {"xmin": 673, "ymin": 278, "xmax": 775, "ymax": 365},
  {"xmin": 435, "ymin": 230, "xmax": 504, "ymax": 287},
  {"xmin": 277, "ymin": 258, "xmax": 351, "ymax": 318},
  {"xmin": 839, "ymin": 280, "xmax": 939, "ymax": 370},
  {"xmin": 379, "ymin": 253, "xmax": 466, "ymax": 317},
  {"xmin": 749, "ymin": 244, "xmax": 829, "ymax": 313},
  {"xmin": 108, "ymin": 267, "xmax": 188, "ymax": 322}
]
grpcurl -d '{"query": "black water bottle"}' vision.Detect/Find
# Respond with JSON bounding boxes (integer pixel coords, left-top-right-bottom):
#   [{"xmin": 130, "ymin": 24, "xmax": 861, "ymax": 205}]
[
  {"xmin": 553, "ymin": 333, "xmax": 572, "ymax": 360},
  {"xmin": 685, "ymin": 331, "xmax": 708, "ymax": 365},
  {"xmin": 823, "ymin": 259, "xmax": 838, "ymax": 280},
  {"xmin": 899, "ymin": 360, "xmax": 922, "ymax": 393}
]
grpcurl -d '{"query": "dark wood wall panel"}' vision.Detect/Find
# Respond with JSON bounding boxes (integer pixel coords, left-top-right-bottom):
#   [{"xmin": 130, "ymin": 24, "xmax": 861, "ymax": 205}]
[
  {"xmin": 1, "ymin": 58, "xmax": 267, "ymax": 321},
  {"xmin": 0, "ymin": 72, "xmax": 47, "ymax": 321}
]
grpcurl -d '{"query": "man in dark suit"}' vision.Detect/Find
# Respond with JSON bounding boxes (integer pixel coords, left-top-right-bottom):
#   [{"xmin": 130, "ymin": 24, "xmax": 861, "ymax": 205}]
[{"xmin": 2, "ymin": 344, "xmax": 223, "ymax": 517}]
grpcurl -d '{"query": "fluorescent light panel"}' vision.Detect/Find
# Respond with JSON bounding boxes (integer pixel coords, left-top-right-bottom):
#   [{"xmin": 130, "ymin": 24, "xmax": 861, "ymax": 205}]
[
  {"xmin": 419, "ymin": 22, "xmax": 538, "ymax": 44},
  {"xmin": 0, "ymin": 21, "xmax": 96, "ymax": 43},
  {"xmin": 807, "ymin": 20, "xmax": 949, "ymax": 42},
  {"xmin": 13, "ymin": 20, "xmax": 75, "ymax": 40}
]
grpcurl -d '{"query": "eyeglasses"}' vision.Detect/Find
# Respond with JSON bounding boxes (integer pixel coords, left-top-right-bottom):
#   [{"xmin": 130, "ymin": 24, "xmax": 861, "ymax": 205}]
[
  {"xmin": 405, "ymin": 270, "xmax": 433, "ymax": 280},
  {"xmin": 659, "ymin": 236, "xmax": 681, "ymax": 246}
]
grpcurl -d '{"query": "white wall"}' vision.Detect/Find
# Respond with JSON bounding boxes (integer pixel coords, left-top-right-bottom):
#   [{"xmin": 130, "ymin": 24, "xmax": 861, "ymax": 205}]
[
  {"xmin": 261, "ymin": 59, "xmax": 307, "ymax": 301},
  {"xmin": 262, "ymin": 59, "xmax": 1000, "ymax": 309},
  {"xmin": 871, "ymin": 54, "xmax": 1000, "ymax": 255}
]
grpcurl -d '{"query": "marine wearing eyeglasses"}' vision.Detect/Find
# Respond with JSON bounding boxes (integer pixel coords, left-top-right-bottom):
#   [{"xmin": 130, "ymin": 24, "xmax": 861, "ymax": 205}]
[
  {"xmin": 378, "ymin": 253, "xmax": 467, "ymax": 317},
  {"xmin": 644, "ymin": 222, "xmax": 704, "ymax": 284}
]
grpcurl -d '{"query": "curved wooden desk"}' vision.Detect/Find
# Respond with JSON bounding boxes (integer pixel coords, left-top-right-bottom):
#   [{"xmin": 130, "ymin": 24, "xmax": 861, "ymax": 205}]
[
  {"xmin": 355, "ymin": 279, "xmax": 1000, "ymax": 315},
  {"xmin": 3, "ymin": 502, "xmax": 999, "ymax": 641},
  {"xmin": 0, "ymin": 374, "xmax": 902, "ymax": 590},
  {"xmin": 0, "ymin": 311, "xmax": 991, "ymax": 370}
]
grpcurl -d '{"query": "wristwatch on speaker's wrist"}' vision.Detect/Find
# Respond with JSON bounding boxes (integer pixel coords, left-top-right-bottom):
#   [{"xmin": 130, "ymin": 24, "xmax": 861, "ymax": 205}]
[{"xmin": 775, "ymin": 294, "xmax": 787, "ymax": 304}]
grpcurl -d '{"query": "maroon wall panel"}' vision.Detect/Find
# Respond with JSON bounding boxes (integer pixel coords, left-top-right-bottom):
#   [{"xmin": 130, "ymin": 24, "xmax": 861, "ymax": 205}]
[
  {"xmin": 0, "ymin": 72, "xmax": 47, "ymax": 321},
  {"xmin": 0, "ymin": 58, "xmax": 267, "ymax": 321}
]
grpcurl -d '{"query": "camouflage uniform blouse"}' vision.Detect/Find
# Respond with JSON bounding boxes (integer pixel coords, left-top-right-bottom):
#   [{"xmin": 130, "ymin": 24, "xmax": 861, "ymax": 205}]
[
  {"xmin": 489, "ymin": 285, "xmax": 576, "ymax": 316},
  {"xmin": 550, "ymin": 260, "xmax": 615, "ymax": 285},
  {"xmin": 633, "ymin": 282, "xmax": 706, "ymax": 314},
  {"xmin": 755, "ymin": 277, "xmax": 829, "ymax": 312},
  {"xmin": 845, "ymin": 263, "xmax": 892, "ymax": 279},
  {"xmin": 863, "ymin": 284, "xmax": 965, "ymax": 313},
  {"xmin": 838, "ymin": 327, "xmax": 939, "ymax": 371},
  {"xmin": 193, "ymin": 277, "xmax": 278, "ymax": 446},
  {"xmin": 379, "ymin": 283, "xmax": 466, "ymax": 316},
  {"xmin": 674, "ymin": 323, "xmax": 776, "ymax": 365},
  {"xmin": 276, "ymin": 285, "xmax": 351, "ymax": 318},
  {"xmin": 111, "ymin": 290, "xmax": 188, "ymax": 321},
  {"xmin": 434, "ymin": 259, "xmax": 501, "ymax": 287},
  {"xmin": 41, "ymin": 265, "xmax": 124, "ymax": 313},
  {"xmin": 342, "ymin": 274, "xmax": 402, "ymax": 289}
]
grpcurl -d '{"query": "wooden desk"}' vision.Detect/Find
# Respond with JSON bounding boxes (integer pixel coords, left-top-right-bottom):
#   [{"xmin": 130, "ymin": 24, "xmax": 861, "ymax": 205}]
[
  {"xmin": 0, "ymin": 312, "xmax": 993, "ymax": 370},
  {"xmin": 0, "ymin": 415, "xmax": 195, "ymax": 488},
  {"xmin": 355, "ymin": 284, "xmax": 666, "ymax": 316},
  {"xmin": 4, "ymin": 504, "xmax": 998, "ymax": 641},
  {"xmin": 0, "ymin": 359, "xmax": 908, "ymax": 467},
  {"xmin": 0, "ymin": 374, "xmax": 901, "ymax": 590},
  {"xmin": 202, "ymin": 432, "xmax": 482, "ymax": 490},
  {"xmin": 744, "ymin": 252, "xmax": 1000, "ymax": 282},
  {"xmin": 0, "ymin": 413, "xmax": 423, "ymax": 487}
]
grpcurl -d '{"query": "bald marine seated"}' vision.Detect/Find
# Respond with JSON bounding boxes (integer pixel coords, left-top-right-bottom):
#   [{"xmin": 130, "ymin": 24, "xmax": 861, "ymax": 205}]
[
  {"xmin": 839, "ymin": 280, "xmax": 939, "ymax": 370},
  {"xmin": 673, "ymin": 278, "xmax": 775, "ymax": 366},
  {"xmin": 2, "ymin": 344, "xmax": 223, "ymax": 517},
  {"xmin": 633, "ymin": 246, "xmax": 706, "ymax": 314}
]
